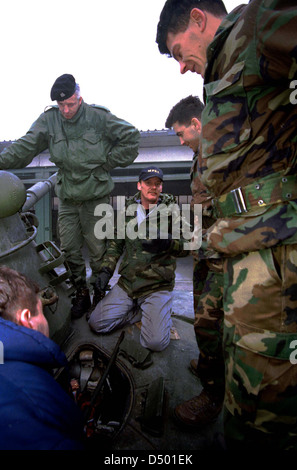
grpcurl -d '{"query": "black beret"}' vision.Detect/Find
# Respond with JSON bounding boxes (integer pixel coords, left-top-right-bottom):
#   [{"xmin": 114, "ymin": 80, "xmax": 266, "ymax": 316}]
[{"xmin": 50, "ymin": 74, "xmax": 76, "ymax": 101}]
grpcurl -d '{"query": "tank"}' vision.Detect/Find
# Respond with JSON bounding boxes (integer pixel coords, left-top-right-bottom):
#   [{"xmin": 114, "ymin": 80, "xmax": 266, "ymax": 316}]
[
  {"xmin": 0, "ymin": 170, "xmax": 73, "ymax": 345},
  {"xmin": 0, "ymin": 170, "xmax": 223, "ymax": 452}
]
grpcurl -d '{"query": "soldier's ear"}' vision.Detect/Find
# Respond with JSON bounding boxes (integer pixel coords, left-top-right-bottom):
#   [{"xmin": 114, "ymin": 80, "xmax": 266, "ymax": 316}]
[
  {"xmin": 18, "ymin": 308, "xmax": 33, "ymax": 329},
  {"xmin": 190, "ymin": 8, "xmax": 206, "ymax": 32},
  {"xmin": 191, "ymin": 117, "xmax": 201, "ymax": 132}
]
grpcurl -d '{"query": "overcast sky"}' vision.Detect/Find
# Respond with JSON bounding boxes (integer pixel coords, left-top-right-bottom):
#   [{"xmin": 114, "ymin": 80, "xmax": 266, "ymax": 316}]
[{"xmin": 0, "ymin": 0, "xmax": 245, "ymax": 140}]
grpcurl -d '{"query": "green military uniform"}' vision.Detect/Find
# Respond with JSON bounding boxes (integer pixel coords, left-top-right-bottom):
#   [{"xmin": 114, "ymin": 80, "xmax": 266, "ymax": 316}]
[
  {"xmin": 191, "ymin": 151, "xmax": 224, "ymax": 400},
  {"xmin": 89, "ymin": 191, "xmax": 188, "ymax": 351},
  {"xmin": 0, "ymin": 101, "xmax": 140, "ymax": 285},
  {"xmin": 201, "ymin": 0, "xmax": 297, "ymax": 449},
  {"xmin": 100, "ymin": 191, "xmax": 186, "ymax": 298}
]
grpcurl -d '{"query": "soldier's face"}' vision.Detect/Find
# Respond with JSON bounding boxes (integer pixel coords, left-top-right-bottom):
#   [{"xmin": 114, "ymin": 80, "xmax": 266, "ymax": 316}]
[
  {"xmin": 173, "ymin": 118, "xmax": 201, "ymax": 152},
  {"xmin": 166, "ymin": 9, "xmax": 209, "ymax": 78},
  {"xmin": 138, "ymin": 177, "xmax": 163, "ymax": 208},
  {"xmin": 57, "ymin": 93, "xmax": 82, "ymax": 119}
]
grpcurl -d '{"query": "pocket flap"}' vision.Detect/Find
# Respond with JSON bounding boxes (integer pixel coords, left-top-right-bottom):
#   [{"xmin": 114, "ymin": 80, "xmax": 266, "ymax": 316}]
[{"xmin": 234, "ymin": 321, "xmax": 297, "ymax": 361}]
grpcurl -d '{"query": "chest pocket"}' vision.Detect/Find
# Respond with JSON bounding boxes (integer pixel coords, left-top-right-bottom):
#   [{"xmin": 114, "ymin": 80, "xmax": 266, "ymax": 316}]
[
  {"xmin": 49, "ymin": 132, "xmax": 67, "ymax": 167},
  {"xmin": 202, "ymin": 61, "xmax": 252, "ymax": 158},
  {"xmin": 82, "ymin": 131, "xmax": 105, "ymax": 164}
]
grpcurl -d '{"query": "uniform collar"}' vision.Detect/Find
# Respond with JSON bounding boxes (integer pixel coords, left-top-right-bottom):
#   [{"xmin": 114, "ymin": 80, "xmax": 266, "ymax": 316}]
[{"xmin": 204, "ymin": 5, "xmax": 246, "ymax": 83}]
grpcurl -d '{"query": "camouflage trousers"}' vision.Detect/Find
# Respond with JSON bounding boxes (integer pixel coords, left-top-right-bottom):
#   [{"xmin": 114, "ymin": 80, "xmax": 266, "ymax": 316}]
[
  {"xmin": 193, "ymin": 258, "xmax": 225, "ymax": 399},
  {"xmin": 223, "ymin": 244, "xmax": 297, "ymax": 450}
]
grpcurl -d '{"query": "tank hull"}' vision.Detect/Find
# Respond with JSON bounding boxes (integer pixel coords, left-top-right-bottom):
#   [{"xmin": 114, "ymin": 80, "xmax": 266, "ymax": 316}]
[
  {"xmin": 0, "ymin": 171, "xmax": 72, "ymax": 344},
  {"xmin": 62, "ymin": 314, "xmax": 223, "ymax": 451},
  {"xmin": 0, "ymin": 212, "xmax": 72, "ymax": 344}
]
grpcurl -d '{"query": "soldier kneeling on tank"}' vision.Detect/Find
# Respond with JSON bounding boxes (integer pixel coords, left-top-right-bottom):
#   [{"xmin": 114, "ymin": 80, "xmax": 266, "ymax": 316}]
[{"xmin": 88, "ymin": 166, "xmax": 188, "ymax": 352}]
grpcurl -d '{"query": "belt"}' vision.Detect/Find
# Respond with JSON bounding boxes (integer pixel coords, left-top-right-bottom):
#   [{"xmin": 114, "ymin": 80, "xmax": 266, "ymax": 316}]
[{"xmin": 212, "ymin": 173, "xmax": 297, "ymax": 218}]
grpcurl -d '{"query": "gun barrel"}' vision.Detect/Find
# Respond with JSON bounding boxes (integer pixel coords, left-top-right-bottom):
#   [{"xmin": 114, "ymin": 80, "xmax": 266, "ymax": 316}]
[{"xmin": 22, "ymin": 172, "xmax": 57, "ymax": 212}]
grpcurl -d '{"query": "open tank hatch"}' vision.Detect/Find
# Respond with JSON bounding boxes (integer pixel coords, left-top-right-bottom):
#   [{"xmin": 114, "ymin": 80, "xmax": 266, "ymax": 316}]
[{"xmin": 55, "ymin": 332, "xmax": 135, "ymax": 449}]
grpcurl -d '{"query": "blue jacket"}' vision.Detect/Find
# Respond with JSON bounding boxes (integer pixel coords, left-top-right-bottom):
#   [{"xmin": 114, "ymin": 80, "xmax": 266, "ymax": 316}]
[{"xmin": 0, "ymin": 317, "xmax": 85, "ymax": 450}]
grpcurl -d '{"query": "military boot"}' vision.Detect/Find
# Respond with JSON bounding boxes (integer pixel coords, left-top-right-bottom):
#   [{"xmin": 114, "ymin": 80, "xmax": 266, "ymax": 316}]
[
  {"xmin": 86, "ymin": 286, "xmax": 105, "ymax": 320},
  {"xmin": 86, "ymin": 268, "xmax": 112, "ymax": 320},
  {"xmin": 71, "ymin": 286, "xmax": 91, "ymax": 319},
  {"xmin": 174, "ymin": 389, "xmax": 223, "ymax": 428}
]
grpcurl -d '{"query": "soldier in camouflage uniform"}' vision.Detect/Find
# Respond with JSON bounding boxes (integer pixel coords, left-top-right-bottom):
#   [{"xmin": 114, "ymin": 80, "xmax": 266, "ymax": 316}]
[
  {"xmin": 165, "ymin": 95, "xmax": 225, "ymax": 426},
  {"xmin": 88, "ymin": 166, "xmax": 188, "ymax": 352},
  {"xmin": 157, "ymin": 0, "xmax": 297, "ymax": 449},
  {"xmin": 0, "ymin": 74, "xmax": 140, "ymax": 319}
]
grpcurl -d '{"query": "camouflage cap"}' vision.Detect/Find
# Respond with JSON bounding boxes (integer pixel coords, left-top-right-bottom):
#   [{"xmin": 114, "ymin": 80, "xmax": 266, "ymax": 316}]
[
  {"xmin": 50, "ymin": 74, "xmax": 76, "ymax": 101},
  {"xmin": 139, "ymin": 166, "xmax": 163, "ymax": 181}
]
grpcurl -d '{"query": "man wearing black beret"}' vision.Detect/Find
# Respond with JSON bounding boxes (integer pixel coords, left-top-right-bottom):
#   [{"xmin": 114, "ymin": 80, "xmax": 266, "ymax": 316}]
[
  {"xmin": 51, "ymin": 74, "xmax": 76, "ymax": 102},
  {"xmin": 0, "ymin": 74, "xmax": 140, "ymax": 318}
]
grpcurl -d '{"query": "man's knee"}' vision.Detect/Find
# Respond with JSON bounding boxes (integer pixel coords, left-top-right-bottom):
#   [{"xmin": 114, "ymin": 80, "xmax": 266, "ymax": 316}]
[
  {"xmin": 140, "ymin": 332, "xmax": 170, "ymax": 352},
  {"xmin": 88, "ymin": 315, "xmax": 102, "ymax": 333},
  {"xmin": 88, "ymin": 306, "xmax": 111, "ymax": 334}
]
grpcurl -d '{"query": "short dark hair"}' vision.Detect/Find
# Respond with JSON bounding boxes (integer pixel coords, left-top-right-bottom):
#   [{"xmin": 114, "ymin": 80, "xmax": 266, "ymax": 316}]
[
  {"xmin": 156, "ymin": 0, "xmax": 227, "ymax": 55},
  {"xmin": 165, "ymin": 95, "xmax": 204, "ymax": 128},
  {"xmin": 0, "ymin": 266, "xmax": 40, "ymax": 322}
]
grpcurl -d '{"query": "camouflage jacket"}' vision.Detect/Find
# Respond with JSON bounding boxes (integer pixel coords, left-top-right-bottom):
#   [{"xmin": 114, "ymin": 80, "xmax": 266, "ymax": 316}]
[
  {"xmin": 101, "ymin": 192, "xmax": 188, "ymax": 299},
  {"xmin": 201, "ymin": 0, "xmax": 297, "ymax": 255},
  {"xmin": 191, "ymin": 150, "xmax": 219, "ymax": 261},
  {"xmin": 0, "ymin": 101, "xmax": 140, "ymax": 202},
  {"xmin": 190, "ymin": 150, "xmax": 210, "ymax": 208},
  {"xmin": 191, "ymin": 150, "xmax": 214, "ymax": 226}
]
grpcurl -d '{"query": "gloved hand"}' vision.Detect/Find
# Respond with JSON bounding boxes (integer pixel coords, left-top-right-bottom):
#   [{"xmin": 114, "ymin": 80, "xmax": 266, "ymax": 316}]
[
  {"xmin": 93, "ymin": 267, "xmax": 112, "ymax": 301},
  {"xmin": 142, "ymin": 232, "xmax": 172, "ymax": 253}
]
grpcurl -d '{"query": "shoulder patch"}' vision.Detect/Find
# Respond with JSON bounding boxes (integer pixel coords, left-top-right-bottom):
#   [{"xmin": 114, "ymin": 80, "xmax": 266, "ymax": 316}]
[
  {"xmin": 126, "ymin": 192, "xmax": 139, "ymax": 206},
  {"xmin": 44, "ymin": 105, "xmax": 59, "ymax": 113},
  {"xmin": 161, "ymin": 193, "xmax": 177, "ymax": 205},
  {"xmin": 90, "ymin": 104, "xmax": 110, "ymax": 113}
]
